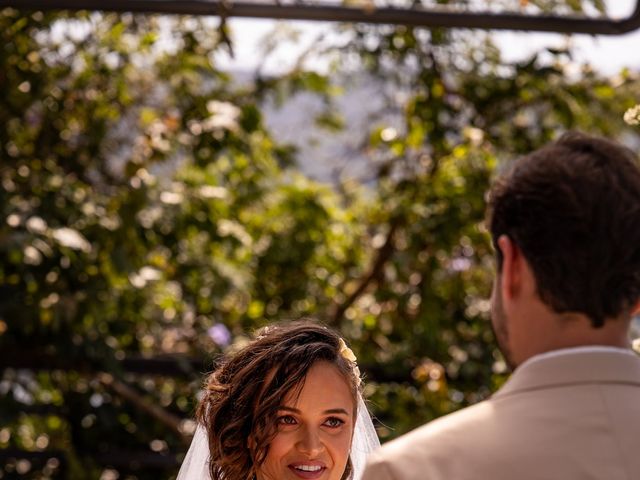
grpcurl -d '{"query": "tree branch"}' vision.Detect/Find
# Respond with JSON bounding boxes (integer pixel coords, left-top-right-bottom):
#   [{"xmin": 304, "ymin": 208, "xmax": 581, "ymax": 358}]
[
  {"xmin": 98, "ymin": 372, "xmax": 192, "ymax": 446},
  {"xmin": 329, "ymin": 218, "xmax": 401, "ymax": 325}
]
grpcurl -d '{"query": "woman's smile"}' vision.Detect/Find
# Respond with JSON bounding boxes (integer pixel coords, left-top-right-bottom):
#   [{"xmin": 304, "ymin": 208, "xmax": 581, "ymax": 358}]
[{"xmin": 288, "ymin": 460, "xmax": 327, "ymax": 479}]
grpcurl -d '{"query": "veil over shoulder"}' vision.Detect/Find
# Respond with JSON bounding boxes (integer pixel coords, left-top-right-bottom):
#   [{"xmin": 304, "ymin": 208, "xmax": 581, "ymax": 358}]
[
  {"xmin": 177, "ymin": 422, "xmax": 211, "ymax": 480},
  {"xmin": 176, "ymin": 393, "xmax": 380, "ymax": 480}
]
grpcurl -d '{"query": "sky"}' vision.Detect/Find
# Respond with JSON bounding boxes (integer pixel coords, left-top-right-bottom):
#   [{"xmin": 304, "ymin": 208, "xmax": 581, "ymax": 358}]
[{"xmin": 216, "ymin": 0, "xmax": 640, "ymax": 76}]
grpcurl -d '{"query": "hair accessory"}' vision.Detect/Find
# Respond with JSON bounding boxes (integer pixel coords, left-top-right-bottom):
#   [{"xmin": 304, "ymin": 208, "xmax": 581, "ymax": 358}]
[
  {"xmin": 338, "ymin": 338, "xmax": 362, "ymax": 386},
  {"xmin": 338, "ymin": 338, "xmax": 357, "ymax": 362},
  {"xmin": 256, "ymin": 325, "xmax": 273, "ymax": 340},
  {"xmin": 633, "ymin": 338, "xmax": 640, "ymax": 354}
]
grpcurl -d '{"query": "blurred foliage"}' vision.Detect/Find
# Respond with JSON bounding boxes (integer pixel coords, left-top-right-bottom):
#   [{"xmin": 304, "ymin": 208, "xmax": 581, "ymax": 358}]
[{"xmin": 1, "ymin": 1, "xmax": 639, "ymax": 478}]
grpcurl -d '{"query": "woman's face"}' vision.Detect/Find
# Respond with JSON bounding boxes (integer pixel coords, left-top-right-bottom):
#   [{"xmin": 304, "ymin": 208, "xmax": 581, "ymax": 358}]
[{"xmin": 256, "ymin": 361, "xmax": 355, "ymax": 480}]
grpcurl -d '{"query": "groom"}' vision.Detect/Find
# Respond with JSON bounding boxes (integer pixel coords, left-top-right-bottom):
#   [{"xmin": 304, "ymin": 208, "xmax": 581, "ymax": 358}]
[{"xmin": 363, "ymin": 132, "xmax": 640, "ymax": 480}]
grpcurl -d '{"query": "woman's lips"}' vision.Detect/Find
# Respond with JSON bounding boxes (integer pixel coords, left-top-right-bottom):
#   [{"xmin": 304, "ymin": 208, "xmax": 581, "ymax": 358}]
[{"xmin": 288, "ymin": 462, "xmax": 327, "ymax": 479}]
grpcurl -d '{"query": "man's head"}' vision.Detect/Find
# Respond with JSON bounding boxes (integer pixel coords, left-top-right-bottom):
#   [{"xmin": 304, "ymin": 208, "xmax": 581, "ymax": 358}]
[{"xmin": 487, "ymin": 132, "xmax": 640, "ymax": 368}]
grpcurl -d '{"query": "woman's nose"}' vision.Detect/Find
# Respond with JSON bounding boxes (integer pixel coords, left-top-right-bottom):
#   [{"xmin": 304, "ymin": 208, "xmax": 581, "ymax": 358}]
[{"xmin": 296, "ymin": 426, "xmax": 325, "ymax": 457}]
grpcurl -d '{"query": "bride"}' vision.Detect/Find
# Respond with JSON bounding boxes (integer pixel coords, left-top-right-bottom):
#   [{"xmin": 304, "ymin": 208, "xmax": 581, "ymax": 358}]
[{"xmin": 177, "ymin": 320, "xmax": 380, "ymax": 480}]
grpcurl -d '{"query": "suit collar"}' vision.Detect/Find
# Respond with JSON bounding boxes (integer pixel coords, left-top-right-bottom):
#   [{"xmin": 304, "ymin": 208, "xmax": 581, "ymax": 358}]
[
  {"xmin": 520, "ymin": 345, "xmax": 635, "ymax": 369},
  {"xmin": 493, "ymin": 349, "xmax": 640, "ymax": 399}
]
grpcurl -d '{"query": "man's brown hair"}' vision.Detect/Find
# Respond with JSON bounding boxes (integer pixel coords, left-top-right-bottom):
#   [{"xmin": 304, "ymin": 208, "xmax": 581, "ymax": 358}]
[{"xmin": 488, "ymin": 132, "xmax": 640, "ymax": 327}]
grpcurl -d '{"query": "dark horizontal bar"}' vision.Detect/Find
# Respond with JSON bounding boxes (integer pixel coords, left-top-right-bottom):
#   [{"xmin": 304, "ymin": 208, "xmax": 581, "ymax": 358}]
[
  {"xmin": 0, "ymin": 349, "xmax": 208, "ymax": 376},
  {"xmin": 0, "ymin": 449, "xmax": 66, "ymax": 462},
  {"xmin": 0, "ymin": 402, "xmax": 63, "ymax": 416},
  {"xmin": 0, "ymin": 347, "xmax": 413, "ymax": 383},
  {"xmin": 95, "ymin": 450, "xmax": 180, "ymax": 469},
  {"xmin": 1, "ymin": 0, "xmax": 639, "ymax": 35},
  {"xmin": 123, "ymin": 355, "xmax": 210, "ymax": 376}
]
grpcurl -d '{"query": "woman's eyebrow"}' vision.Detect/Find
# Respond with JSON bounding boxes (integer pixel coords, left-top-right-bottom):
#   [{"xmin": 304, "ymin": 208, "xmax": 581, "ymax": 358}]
[
  {"xmin": 277, "ymin": 406, "xmax": 350, "ymax": 416},
  {"xmin": 277, "ymin": 406, "xmax": 301, "ymax": 413},
  {"xmin": 323, "ymin": 408, "xmax": 349, "ymax": 416}
]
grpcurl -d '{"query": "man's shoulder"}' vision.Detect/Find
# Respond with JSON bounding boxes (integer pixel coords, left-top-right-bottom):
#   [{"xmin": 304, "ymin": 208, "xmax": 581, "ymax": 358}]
[
  {"xmin": 363, "ymin": 401, "xmax": 497, "ymax": 479},
  {"xmin": 371, "ymin": 400, "xmax": 495, "ymax": 462}
]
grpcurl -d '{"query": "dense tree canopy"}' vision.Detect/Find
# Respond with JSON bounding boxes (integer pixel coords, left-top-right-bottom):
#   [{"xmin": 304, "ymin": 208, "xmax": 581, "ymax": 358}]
[{"xmin": 1, "ymin": 2, "xmax": 639, "ymax": 478}]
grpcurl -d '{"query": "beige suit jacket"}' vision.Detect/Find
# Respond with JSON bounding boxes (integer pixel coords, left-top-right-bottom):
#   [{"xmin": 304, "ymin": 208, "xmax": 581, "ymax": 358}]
[{"xmin": 362, "ymin": 349, "xmax": 640, "ymax": 480}]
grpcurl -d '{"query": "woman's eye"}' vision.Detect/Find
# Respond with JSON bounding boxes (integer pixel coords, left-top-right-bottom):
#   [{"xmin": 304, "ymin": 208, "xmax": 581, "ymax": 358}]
[
  {"xmin": 324, "ymin": 417, "xmax": 345, "ymax": 428},
  {"xmin": 277, "ymin": 415, "xmax": 297, "ymax": 425}
]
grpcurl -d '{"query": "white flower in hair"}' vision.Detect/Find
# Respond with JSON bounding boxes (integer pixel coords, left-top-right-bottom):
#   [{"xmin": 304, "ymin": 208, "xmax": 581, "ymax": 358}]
[
  {"xmin": 632, "ymin": 337, "xmax": 640, "ymax": 355},
  {"xmin": 256, "ymin": 325, "xmax": 274, "ymax": 340},
  {"xmin": 338, "ymin": 338, "xmax": 361, "ymax": 385},
  {"xmin": 338, "ymin": 338, "xmax": 357, "ymax": 362}
]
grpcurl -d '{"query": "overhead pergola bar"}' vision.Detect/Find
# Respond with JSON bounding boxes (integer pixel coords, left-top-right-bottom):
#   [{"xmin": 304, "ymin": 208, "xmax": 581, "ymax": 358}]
[{"xmin": 2, "ymin": 0, "xmax": 640, "ymax": 35}]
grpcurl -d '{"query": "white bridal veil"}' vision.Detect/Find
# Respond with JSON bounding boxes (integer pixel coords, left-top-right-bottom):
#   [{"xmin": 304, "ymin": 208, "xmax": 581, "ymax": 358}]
[
  {"xmin": 349, "ymin": 395, "xmax": 381, "ymax": 479},
  {"xmin": 177, "ymin": 394, "xmax": 380, "ymax": 480}
]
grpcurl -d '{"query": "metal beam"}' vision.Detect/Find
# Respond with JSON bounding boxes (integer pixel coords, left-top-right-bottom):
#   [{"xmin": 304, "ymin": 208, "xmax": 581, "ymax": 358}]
[{"xmin": 1, "ymin": 0, "xmax": 640, "ymax": 35}]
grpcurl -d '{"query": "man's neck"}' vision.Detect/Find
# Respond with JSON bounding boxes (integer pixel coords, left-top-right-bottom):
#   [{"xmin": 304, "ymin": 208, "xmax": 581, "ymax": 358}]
[{"xmin": 513, "ymin": 312, "xmax": 631, "ymax": 368}]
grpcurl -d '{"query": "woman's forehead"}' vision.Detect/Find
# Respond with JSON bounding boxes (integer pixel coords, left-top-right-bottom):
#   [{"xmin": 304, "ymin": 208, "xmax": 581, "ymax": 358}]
[{"xmin": 282, "ymin": 362, "xmax": 355, "ymax": 413}]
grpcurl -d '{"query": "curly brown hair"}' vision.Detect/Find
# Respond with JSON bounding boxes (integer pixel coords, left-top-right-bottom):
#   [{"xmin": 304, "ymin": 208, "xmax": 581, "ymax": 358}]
[
  {"xmin": 196, "ymin": 320, "xmax": 361, "ymax": 480},
  {"xmin": 488, "ymin": 131, "xmax": 640, "ymax": 327}
]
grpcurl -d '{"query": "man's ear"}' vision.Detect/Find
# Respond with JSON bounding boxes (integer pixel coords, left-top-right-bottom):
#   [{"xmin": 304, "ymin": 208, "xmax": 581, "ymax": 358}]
[{"xmin": 497, "ymin": 235, "xmax": 521, "ymax": 301}]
